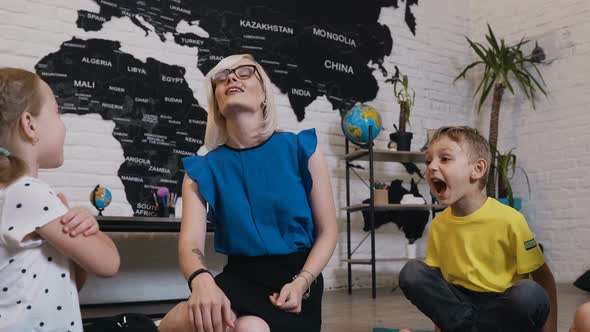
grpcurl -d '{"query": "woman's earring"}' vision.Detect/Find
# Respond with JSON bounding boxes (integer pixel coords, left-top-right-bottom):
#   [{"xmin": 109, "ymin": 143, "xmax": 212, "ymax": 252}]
[
  {"xmin": 260, "ymin": 98, "xmax": 267, "ymax": 110},
  {"xmin": 32, "ymin": 137, "xmax": 39, "ymax": 146}
]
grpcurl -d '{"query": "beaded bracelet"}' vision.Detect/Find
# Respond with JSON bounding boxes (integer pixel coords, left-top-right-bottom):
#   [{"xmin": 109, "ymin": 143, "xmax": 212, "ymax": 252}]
[
  {"xmin": 293, "ymin": 273, "xmax": 311, "ymax": 300},
  {"xmin": 300, "ymin": 269, "xmax": 315, "ymax": 281}
]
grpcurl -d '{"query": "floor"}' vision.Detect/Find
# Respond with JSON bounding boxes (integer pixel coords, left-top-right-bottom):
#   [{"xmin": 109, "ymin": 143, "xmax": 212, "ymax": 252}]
[
  {"xmin": 82, "ymin": 283, "xmax": 589, "ymax": 331},
  {"xmin": 322, "ymin": 284, "xmax": 589, "ymax": 332}
]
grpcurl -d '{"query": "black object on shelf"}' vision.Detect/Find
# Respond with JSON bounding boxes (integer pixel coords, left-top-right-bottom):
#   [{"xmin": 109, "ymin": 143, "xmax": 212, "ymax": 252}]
[
  {"xmin": 360, "ymin": 179, "xmax": 430, "ymax": 238},
  {"xmin": 389, "ymin": 131, "xmax": 413, "ymax": 151}
]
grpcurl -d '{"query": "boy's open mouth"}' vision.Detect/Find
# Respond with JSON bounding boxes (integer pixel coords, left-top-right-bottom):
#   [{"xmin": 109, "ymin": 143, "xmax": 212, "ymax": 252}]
[{"xmin": 431, "ymin": 178, "xmax": 447, "ymax": 197}]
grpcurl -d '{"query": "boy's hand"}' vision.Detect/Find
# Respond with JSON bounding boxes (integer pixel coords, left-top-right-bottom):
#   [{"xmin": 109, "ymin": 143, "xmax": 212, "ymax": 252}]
[{"xmin": 57, "ymin": 193, "xmax": 100, "ymax": 237}]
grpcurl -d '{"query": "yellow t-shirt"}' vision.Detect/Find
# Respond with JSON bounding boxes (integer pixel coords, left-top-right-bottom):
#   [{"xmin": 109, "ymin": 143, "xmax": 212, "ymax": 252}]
[{"xmin": 424, "ymin": 197, "xmax": 544, "ymax": 293}]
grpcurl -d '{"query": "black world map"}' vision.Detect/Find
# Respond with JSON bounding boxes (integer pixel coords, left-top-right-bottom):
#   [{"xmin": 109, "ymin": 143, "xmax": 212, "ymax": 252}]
[{"xmin": 35, "ymin": 0, "xmax": 418, "ymax": 215}]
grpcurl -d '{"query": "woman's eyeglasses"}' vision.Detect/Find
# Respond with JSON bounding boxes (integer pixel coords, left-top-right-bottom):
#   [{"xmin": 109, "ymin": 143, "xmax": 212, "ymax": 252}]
[{"xmin": 211, "ymin": 64, "xmax": 259, "ymax": 87}]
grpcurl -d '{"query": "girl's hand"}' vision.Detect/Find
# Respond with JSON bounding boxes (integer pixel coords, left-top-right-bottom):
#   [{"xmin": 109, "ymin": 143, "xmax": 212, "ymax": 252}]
[
  {"xmin": 268, "ymin": 276, "xmax": 308, "ymax": 314},
  {"xmin": 57, "ymin": 193, "xmax": 99, "ymax": 237}
]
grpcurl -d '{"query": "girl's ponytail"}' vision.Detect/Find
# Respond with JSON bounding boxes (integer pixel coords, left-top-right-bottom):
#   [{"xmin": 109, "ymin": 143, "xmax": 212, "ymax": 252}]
[{"xmin": 0, "ymin": 150, "xmax": 28, "ymax": 187}]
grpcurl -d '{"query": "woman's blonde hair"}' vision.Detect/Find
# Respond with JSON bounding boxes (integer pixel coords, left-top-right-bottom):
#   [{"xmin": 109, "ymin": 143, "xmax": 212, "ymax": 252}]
[
  {"xmin": 0, "ymin": 68, "xmax": 43, "ymax": 186},
  {"xmin": 203, "ymin": 54, "xmax": 277, "ymax": 151}
]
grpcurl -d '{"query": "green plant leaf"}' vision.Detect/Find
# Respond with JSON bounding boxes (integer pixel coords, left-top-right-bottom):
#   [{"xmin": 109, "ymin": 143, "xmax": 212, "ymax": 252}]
[
  {"xmin": 500, "ymin": 63, "xmax": 515, "ymax": 94},
  {"xmin": 529, "ymin": 62, "xmax": 548, "ymax": 87},
  {"xmin": 486, "ymin": 24, "xmax": 501, "ymax": 54},
  {"xmin": 518, "ymin": 166, "xmax": 532, "ymax": 195},
  {"xmin": 512, "ymin": 37, "xmax": 529, "ymax": 51},
  {"xmin": 509, "ymin": 154, "xmax": 517, "ymax": 179},
  {"xmin": 494, "ymin": 147, "xmax": 531, "ymax": 203},
  {"xmin": 467, "ymin": 37, "xmax": 489, "ymax": 62},
  {"xmin": 454, "ymin": 61, "xmax": 484, "ymax": 82},
  {"xmin": 513, "ymin": 70, "xmax": 533, "ymax": 100},
  {"xmin": 523, "ymin": 68, "xmax": 547, "ymax": 96},
  {"xmin": 456, "ymin": 24, "xmax": 547, "ymax": 117},
  {"xmin": 473, "ymin": 65, "xmax": 491, "ymax": 97},
  {"xmin": 477, "ymin": 77, "xmax": 495, "ymax": 112},
  {"xmin": 391, "ymin": 70, "xmax": 415, "ymax": 126}
]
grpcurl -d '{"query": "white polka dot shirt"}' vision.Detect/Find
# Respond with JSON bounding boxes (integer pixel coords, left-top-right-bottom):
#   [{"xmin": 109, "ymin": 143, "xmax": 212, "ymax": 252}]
[{"xmin": 0, "ymin": 177, "xmax": 82, "ymax": 331}]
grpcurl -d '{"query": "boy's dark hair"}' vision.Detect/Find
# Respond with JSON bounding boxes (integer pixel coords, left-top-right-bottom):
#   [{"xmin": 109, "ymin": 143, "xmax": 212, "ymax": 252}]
[{"xmin": 430, "ymin": 126, "xmax": 491, "ymax": 189}]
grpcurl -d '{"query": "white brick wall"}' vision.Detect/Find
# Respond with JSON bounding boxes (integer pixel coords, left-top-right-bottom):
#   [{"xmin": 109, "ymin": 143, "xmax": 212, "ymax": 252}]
[
  {"xmin": 319, "ymin": 1, "xmax": 474, "ymax": 290},
  {"xmin": 470, "ymin": 0, "xmax": 590, "ymax": 283},
  {"xmin": 0, "ymin": 0, "xmax": 478, "ymax": 303}
]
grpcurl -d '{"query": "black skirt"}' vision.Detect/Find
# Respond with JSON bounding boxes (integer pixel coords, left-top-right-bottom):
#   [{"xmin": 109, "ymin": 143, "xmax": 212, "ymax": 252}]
[{"xmin": 215, "ymin": 251, "xmax": 323, "ymax": 332}]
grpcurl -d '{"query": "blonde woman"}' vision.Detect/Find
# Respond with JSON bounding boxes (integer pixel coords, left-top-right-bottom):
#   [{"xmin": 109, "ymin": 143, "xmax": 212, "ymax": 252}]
[{"xmin": 159, "ymin": 54, "xmax": 337, "ymax": 332}]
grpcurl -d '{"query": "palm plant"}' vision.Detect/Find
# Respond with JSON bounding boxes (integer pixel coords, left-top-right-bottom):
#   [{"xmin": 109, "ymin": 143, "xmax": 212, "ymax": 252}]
[
  {"xmin": 386, "ymin": 66, "xmax": 415, "ymax": 133},
  {"xmin": 495, "ymin": 148, "xmax": 531, "ymax": 208},
  {"xmin": 455, "ymin": 24, "xmax": 547, "ymax": 197}
]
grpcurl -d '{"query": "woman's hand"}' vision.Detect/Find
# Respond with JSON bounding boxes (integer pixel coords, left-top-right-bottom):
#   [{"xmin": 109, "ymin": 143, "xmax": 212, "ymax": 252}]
[
  {"xmin": 269, "ymin": 276, "xmax": 308, "ymax": 314},
  {"xmin": 186, "ymin": 273, "xmax": 235, "ymax": 332},
  {"xmin": 57, "ymin": 193, "xmax": 99, "ymax": 237}
]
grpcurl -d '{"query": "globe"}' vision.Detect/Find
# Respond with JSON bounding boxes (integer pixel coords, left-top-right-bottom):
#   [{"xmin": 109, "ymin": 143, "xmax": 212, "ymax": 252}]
[
  {"xmin": 341, "ymin": 104, "xmax": 383, "ymax": 147},
  {"xmin": 90, "ymin": 185, "xmax": 112, "ymax": 214}
]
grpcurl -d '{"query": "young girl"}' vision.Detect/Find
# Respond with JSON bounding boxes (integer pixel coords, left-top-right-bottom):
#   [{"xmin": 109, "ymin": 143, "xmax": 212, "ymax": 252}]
[{"xmin": 0, "ymin": 68, "xmax": 120, "ymax": 331}]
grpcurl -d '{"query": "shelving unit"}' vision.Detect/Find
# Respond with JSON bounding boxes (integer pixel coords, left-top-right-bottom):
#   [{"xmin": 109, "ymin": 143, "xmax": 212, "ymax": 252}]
[{"xmin": 344, "ymin": 127, "xmax": 443, "ymax": 298}]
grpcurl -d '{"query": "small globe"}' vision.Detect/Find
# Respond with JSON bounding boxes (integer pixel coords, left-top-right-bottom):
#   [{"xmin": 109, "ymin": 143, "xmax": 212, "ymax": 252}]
[
  {"xmin": 341, "ymin": 104, "xmax": 383, "ymax": 147},
  {"xmin": 90, "ymin": 186, "xmax": 112, "ymax": 210}
]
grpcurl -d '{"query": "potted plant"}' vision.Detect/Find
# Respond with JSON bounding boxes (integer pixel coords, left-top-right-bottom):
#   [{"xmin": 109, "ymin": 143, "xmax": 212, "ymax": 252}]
[
  {"xmin": 386, "ymin": 67, "xmax": 415, "ymax": 151},
  {"xmin": 495, "ymin": 147, "xmax": 531, "ymax": 210},
  {"xmin": 454, "ymin": 24, "xmax": 547, "ymax": 197}
]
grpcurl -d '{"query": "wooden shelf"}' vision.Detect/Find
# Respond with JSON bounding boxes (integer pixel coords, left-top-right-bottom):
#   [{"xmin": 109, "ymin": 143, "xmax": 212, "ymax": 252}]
[
  {"xmin": 342, "ymin": 203, "xmax": 445, "ymax": 213},
  {"xmin": 96, "ymin": 216, "xmax": 215, "ymax": 233},
  {"xmin": 97, "ymin": 216, "xmax": 180, "ymax": 222},
  {"xmin": 344, "ymin": 149, "xmax": 425, "ymax": 163}
]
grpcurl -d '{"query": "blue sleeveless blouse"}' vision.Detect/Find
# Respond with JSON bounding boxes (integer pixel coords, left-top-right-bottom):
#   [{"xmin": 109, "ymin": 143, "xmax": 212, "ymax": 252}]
[{"xmin": 182, "ymin": 129, "xmax": 317, "ymax": 256}]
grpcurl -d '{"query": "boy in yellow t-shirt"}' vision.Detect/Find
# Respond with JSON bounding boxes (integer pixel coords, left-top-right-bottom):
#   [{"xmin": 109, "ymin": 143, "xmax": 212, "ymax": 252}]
[{"xmin": 398, "ymin": 126, "xmax": 557, "ymax": 332}]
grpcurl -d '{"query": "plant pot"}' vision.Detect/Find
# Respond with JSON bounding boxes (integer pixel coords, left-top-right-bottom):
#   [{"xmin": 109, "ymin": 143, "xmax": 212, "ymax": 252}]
[
  {"xmin": 374, "ymin": 189, "xmax": 389, "ymax": 205},
  {"xmin": 498, "ymin": 197, "xmax": 522, "ymax": 210},
  {"xmin": 389, "ymin": 131, "xmax": 413, "ymax": 151}
]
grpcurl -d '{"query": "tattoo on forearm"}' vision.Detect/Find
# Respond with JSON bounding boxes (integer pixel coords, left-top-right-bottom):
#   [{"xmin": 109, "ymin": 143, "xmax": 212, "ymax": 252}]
[{"xmin": 192, "ymin": 248, "xmax": 206, "ymax": 267}]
